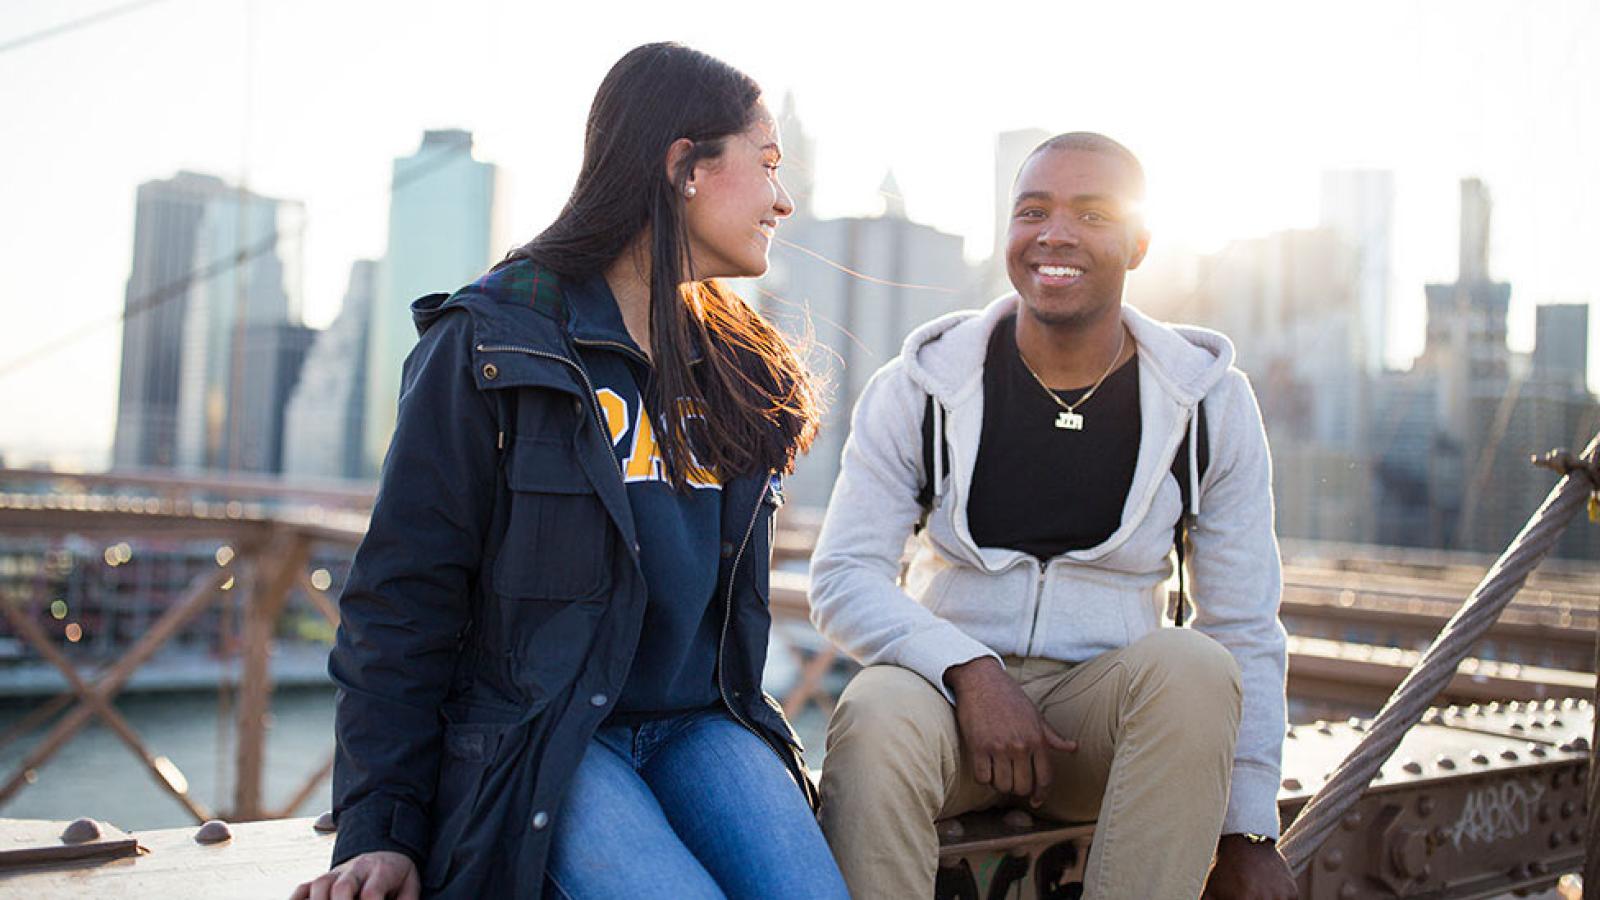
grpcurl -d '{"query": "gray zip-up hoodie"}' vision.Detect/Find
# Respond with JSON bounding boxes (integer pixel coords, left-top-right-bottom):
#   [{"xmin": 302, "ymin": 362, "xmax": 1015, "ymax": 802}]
[{"xmin": 809, "ymin": 294, "xmax": 1288, "ymax": 839}]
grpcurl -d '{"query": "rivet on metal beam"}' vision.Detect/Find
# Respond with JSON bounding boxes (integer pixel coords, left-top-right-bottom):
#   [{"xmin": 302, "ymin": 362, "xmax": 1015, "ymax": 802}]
[
  {"xmin": 1573, "ymin": 736, "xmax": 1590, "ymax": 752},
  {"xmin": 1341, "ymin": 811, "xmax": 1363, "ymax": 831},
  {"xmin": 1435, "ymin": 756, "xmax": 1456, "ymax": 771},
  {"xmin": 1561, "ymin": 800, "xmax": 1577, "ymax": 819},
  {"xmin": 1322, "ymin": 848, "xmax": 1344, "ymax": 871},
  {"xmin": 1338, "ymin": 883, "xmax": 1359, "ymax": 900},
  {"xmin": 1471, "ymin": 752, "xmax": 1490, "ymax": 765},
  {"xmin": 1282, "ymin": 778, "xmax": 1303, "ymax": 791},
  {"xmin": 1418, "ymin": 796, "xmax": 1436, "ymax": 816},
  {"xmin": 1550, "ymin": 831, "xmax": 1565, "ymax": 849},
  {"xmin": 1503, "ymin": 749, "xmax": 1521, "ymax": 762},
  {"xmin": 1402, "ymin": 760, "xmax": 1424, "ymax": 775},
  {"xmin": 313, "ymin": 811, "xmax": 337, "ymax": 833},
  {"xmin": 1531, "ymin": 746, "xmax": 1549, "ymax": 758}
]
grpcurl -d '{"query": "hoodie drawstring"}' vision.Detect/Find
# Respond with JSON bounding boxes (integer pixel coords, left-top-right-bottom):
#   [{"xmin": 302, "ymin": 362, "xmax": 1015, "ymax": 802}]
[
  {"xmin": 932, "ymin": 400, "xmax": 946, "ymax": 499},
  {"xmin": 1187, "ymin": 408, "xmax": 1200, "ymax": 519}
]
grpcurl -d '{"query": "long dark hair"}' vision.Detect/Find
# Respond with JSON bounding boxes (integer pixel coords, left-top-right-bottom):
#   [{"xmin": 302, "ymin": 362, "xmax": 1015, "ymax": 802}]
[{"xmin": 501, "ymin": 42, "xmax": 820, "ymax": 486}]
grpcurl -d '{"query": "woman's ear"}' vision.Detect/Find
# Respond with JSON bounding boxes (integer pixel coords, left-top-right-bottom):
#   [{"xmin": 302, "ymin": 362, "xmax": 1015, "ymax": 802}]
[{"xmin": 664, "ymin": 138, "xmax": 696, "ymax": 195}]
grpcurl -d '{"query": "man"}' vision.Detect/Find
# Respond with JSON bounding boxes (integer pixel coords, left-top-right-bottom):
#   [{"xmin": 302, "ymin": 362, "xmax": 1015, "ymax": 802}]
[{"xmin": 809, "ymin": 133, "xmax": 1297, "ymax": 899}]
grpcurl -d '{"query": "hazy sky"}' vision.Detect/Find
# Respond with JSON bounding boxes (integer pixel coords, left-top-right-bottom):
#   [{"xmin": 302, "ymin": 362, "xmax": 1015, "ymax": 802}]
[{"xmin": 2, "ymin": 0, "xmax": 1596, "ymax": 467}]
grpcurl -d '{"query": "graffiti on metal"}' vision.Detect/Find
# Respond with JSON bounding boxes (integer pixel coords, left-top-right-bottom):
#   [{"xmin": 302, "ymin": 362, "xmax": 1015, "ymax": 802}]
[{"xmin": 1444, "ymin": 781, "xmax": 1545, "ymax": 850}]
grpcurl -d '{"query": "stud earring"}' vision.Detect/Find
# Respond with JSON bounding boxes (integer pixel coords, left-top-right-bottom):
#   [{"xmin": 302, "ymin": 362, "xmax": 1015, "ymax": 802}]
[{"xmin": 684, "ymin": 185, "xmax": 697, "ymax": 198}]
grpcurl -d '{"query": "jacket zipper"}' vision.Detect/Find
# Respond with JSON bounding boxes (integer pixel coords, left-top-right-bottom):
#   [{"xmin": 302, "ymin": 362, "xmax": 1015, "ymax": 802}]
[
  {"xmin": 572, "ymin": 337, "xmax": 650, "ymax": 368},
  {"xmin": 474, "ymin": 342, "xmax": 622, "ymax": 476},
  {"xmin": 716, "ymin": 479, "xmax": 788, "ymax": 760}
]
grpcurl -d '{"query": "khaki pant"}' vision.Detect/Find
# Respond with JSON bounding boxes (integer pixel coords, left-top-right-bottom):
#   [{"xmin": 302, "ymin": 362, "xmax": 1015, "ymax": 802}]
[{"xmin": 819, "ymin": 629, "xmax": 1243, "ymax": 900}]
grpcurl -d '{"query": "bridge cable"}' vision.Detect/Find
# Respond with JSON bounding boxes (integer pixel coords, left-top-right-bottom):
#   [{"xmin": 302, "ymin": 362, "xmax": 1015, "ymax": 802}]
[
  {"xmin": 1277, "ymin": 430, "xmax": 1600, "ymax": 874},
  {"xmin": 0, "ymin": 0, "xmax": 172, "ymax": 56}
]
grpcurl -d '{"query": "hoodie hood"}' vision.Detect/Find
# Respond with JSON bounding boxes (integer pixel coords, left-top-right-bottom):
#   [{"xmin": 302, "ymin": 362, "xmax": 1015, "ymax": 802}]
[{"xmin": 900, "ymin": 292, "xmax": 1236, "ymax": 409}]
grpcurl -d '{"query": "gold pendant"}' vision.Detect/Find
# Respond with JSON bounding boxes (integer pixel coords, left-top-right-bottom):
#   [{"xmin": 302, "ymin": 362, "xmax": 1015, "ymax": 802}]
[{"xmin": 1055, "ymin": 411, "xmax": 1084, "ymax": 430}]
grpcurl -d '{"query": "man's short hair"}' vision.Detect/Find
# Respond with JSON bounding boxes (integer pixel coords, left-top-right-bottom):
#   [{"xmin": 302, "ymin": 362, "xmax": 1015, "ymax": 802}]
[{"xmin": 1028, "ymin": 132, "xmax": 1146, "ymax": 200}]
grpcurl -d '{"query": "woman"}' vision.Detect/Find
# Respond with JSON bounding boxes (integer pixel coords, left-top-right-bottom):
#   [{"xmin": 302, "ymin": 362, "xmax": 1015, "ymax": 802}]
[{"xmin": 292, "ymin": 42, "xmax": 845, "ymax": 900}]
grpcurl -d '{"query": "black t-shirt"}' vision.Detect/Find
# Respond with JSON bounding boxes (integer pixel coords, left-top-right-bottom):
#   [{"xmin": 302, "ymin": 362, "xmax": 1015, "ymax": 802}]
[{"xmin": 967, "ymin": 314, "xmax": 1141, "ymax": 559}]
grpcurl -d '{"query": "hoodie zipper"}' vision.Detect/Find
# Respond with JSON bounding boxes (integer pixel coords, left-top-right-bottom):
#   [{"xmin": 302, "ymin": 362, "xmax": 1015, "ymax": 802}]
[
  {"xmin": 1024, "ymin": 559, "xmax": 1047, "ymax": 657},
  {"xmin": 474, "ymin": 342, "xmax": 623, "ymax": 476}
]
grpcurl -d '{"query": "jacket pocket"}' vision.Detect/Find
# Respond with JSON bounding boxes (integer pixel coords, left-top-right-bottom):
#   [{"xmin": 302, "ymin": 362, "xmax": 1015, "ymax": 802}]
[
  {"xmin": 423, "ymin": 719, "xmax": 516, "ymax": 890},
  {"xmin": 496, "ymin": 437, "xmax": 611, "ymax": 600}
]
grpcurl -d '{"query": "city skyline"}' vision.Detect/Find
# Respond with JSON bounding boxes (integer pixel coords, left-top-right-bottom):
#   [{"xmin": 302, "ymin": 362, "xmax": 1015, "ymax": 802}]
[{"xmin": 2, "ymin": 0, "xmax": 1597, "ymax": 466}]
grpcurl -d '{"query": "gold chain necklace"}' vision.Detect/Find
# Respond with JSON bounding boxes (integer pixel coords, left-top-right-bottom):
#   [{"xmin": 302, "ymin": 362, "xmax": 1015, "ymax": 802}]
[{"xmin": 1016, "ymin": 325, "xmax": 1127, "ymax": 431}]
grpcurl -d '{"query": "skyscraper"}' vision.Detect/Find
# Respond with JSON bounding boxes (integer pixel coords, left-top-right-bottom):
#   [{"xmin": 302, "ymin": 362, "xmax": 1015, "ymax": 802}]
[
  {"xmin": 1533, "ymin": 304, "xmax": 1589, "ymax": 391},
  {"xmin": 112, "ymin": 172, "xmax": 233, "ymax": 470},
  {"xmin": 283, "ymin": 260, "xmax": 377, "ymax": 481},
  {"xmin": 979, "ymin": 128, "xmax": 1051, "ymax": 302},
  {"xmin": 759, "ymin": 173, "xmax": 972, "ymax": 510},
  {"xmin": 361, "ymin": 130, "xmax": 505, "ymax": 476},
  {"xmin": 173, "ymin": 187, "xmax": 307, "ymax": 473},
  {"xmin": 1320, "ymin": 169, "xmax": 1395, "ymax": 373},
  {"xmin": 1191, "ymin": 227, "xmax": 1373, "ymax": 542},
  {"xmin": 775, "ymin": 91, "xmax": 815, "ymax": 220},
  {"xmin": 1418, "ymin": 179, "xmax": 1513, "ymax": 441}
]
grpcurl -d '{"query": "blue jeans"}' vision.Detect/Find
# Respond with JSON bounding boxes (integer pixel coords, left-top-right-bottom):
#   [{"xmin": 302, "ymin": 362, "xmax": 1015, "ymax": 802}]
[{"xmin": 544, "ymin": 706, "xmax": 849, "ymax": 899}]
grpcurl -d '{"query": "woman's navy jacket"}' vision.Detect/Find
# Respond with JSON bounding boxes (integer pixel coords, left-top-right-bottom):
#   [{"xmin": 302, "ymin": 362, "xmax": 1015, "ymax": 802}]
[{"xmin": 326, "ymin": 261, "xmax": 812, "ymax": 898}]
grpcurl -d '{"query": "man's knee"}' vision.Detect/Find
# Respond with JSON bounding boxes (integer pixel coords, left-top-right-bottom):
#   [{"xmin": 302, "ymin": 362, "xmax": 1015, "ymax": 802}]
[
  {"xmin": 829, "ymin": 665, "xmax": 955, "ymax": 757},
  {"xmin": 1125, "ymin": 629, "xmax": 1242, "ymax": 706}
]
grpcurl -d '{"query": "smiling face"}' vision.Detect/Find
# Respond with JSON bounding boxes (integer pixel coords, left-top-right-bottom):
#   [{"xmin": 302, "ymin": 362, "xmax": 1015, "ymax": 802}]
[
  {"xmin": 681, "ymin": 104, "xmax": 794, "ymax": 280},
  {"xmin": 1005, "ymin": 147, "xmax": 1150, "ymax": 329}
]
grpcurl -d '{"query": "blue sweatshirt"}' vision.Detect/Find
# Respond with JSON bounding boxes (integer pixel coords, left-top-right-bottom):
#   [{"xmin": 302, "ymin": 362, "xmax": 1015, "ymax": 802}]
[{"xmin": 564, "ymin": 275, "xmax": 724, "ymax": 720}]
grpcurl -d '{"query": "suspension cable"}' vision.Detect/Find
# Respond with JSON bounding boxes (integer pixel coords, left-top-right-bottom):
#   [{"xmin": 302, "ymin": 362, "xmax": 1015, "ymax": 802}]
[{"xmin": 1278, "ymin": 431, "xmax": 1600, "ymax": 873}]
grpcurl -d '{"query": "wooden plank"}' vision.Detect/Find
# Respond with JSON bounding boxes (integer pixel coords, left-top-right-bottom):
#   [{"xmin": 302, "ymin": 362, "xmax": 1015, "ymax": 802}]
[
  {"xmin": 0, "ymin": 818, "xmax": 332, "ymax": 899},
  {"xmin": 0, "ymin": 818, "xmax": 139, "ymax": 869}
]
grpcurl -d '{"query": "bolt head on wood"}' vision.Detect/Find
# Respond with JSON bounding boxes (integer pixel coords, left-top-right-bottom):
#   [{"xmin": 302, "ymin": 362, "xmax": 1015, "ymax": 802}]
[
  {"xmin": 60, "ymin": 818, "xmax": 101, "ymax": 844},
  {"xmin": 194, "ymin": 819, "xmax": 232, "ymax": 844},
  {"xmin": 1001, "ymin": 809, "xmax": 1034, "ymax": 830}
]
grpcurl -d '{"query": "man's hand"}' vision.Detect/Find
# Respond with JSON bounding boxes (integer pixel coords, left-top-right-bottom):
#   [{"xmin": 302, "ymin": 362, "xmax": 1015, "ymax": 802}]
[
  {"xmin": 1202, "ymin": 835, "xmax": 1299, "ymax": 900},
  {"xmin": 945, "ymin": 657, "xmax": 1078, "ymax": 807},
  {"xmin": 290, "ymin": 850, "xmax": 420, "ymax": 900}
]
